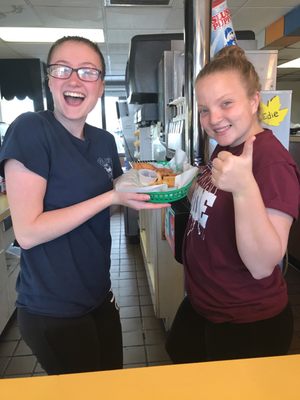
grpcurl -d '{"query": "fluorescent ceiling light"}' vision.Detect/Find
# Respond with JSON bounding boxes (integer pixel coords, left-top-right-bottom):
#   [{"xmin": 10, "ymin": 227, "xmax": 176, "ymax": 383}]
[
  {"xmin": 277, "ymin": 58, "xmax": 300, "ymax": 68},
  {"xmin": 0, "ymin": 28, "xmax": 104, "ymax": 43}
]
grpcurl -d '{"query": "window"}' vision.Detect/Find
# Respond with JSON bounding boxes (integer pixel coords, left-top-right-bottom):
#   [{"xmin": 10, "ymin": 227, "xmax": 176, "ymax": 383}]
[
  {"xmin": 1, "ymin": 97, "xmax": 34, "ymax": 124},
  {"xmin": 86, "ymin": 95, "xmax": 124, "ymax": 154}
]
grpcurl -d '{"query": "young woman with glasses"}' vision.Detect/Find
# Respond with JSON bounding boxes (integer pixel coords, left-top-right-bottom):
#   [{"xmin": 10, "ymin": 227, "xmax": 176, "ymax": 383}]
[{"xmin": 0, "ymin": 36, "xmax": 169, "ymax": 375}]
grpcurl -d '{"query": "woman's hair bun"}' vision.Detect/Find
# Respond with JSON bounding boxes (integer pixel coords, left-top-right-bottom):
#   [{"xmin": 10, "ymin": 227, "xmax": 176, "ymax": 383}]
[
  {"xmin": 195, "ymin": 44, "xmax": 261, "ymax": 101},
  {"xmin": 214, "ymin": 45, "xmax": 246, "ymax": 61}
]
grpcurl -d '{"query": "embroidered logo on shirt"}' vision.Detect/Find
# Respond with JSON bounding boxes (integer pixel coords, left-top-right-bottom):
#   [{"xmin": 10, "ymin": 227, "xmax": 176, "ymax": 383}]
[
  {"xmin": 187, "ymin": 162, "xmax": 217, "ymax": 239},
  {"xmin": 97, "ymin": 157, "xmax": 113, "ymax": 181}
]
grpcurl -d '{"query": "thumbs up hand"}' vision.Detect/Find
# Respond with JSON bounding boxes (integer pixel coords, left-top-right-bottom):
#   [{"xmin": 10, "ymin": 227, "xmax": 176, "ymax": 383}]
[{"xmin": 211, "ymin": 136, "xmax": 256, "ymax": 194}]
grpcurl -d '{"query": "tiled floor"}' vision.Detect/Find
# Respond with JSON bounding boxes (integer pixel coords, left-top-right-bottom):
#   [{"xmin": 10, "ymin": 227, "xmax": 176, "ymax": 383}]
[{"xmin": 1, "ymin": 206, "xmax": 300, "ymax": 378}]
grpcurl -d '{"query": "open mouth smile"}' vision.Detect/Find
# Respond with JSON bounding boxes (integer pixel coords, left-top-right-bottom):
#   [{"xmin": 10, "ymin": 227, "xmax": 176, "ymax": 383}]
[
  {"xmin": 63, "ymin": 91, "xmax": 86, "ymax": 105},
  {"xmin": 213, "ymin": 124, "xmax": 232, "ymax": 135}
]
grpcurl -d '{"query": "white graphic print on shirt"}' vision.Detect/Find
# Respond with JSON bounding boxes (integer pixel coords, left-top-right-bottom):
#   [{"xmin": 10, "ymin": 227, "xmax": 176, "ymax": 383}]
[
  {"xmin": 187, "ymin": 162, "xmax": 217, "ymax": 239},
  {"xmin": 97, "ymin": 157, "xmax": 113, "ymax": 180}
]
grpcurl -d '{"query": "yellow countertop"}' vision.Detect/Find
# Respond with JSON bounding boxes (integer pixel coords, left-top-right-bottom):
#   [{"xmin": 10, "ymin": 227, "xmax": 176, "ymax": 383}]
[
  {"xmin": 1, "ymin": 354, "xmax": 300, "ymax": 400},
  {"xmin": 0, "ymin": 194, "xmax": 10, "ymax": 222}
]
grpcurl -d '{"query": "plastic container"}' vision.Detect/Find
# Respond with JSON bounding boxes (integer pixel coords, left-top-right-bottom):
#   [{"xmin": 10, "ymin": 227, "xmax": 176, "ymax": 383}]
[
  {"xmin": 138, "ymin": 169, "xmax": 158, "ymax": 186},
  {"xmin": 152, "ymin": 138, "xmax": 166, "ymax": 161}
]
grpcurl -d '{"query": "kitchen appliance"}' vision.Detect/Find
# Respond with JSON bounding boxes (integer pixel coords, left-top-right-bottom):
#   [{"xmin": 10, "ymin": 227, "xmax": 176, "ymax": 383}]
[
  {"xmin": 116, "ymin": 100, "xmax": 137, "ymax": 165},
  {"xmin": 165, "ymin": 198, "xmax": 190, "ymax": 264},
  {"xmin": 115, "ymin": 99, "xmax": 141, "ymax": 242},
  {"xmin": 133, "ymin": 104, "xmax": 159, "ymax": 160},
  {"xmin": 158, "ymin": 48, "xmax": 184, "ymax": 133},
  {"xmin": 125, "ymin": 33, "xmax": 183, "ymax": 104},
  {"xmin": 165, "ymin": 97, "xmax": 185, "ymax": 159},
  {"xmin": 157, "ymin": 45, "xmax": 185, "ymax": 159}
]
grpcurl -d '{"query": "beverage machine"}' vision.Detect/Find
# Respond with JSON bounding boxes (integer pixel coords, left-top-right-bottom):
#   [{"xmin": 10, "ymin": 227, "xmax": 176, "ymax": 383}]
[
  {"xmin": 157, "ymin": 46, "xmax": 185, "ymax": 159},
  {"xmin": 157, "ymin": 45, "xmax": 191, "ymax": 263},
  {"xmin": 133, "ymin": 103, "xmax": 159, "ymax": 160},
  {"xmin": 122, "ymin": 33, "xmax": 184, "ymax": 245}
]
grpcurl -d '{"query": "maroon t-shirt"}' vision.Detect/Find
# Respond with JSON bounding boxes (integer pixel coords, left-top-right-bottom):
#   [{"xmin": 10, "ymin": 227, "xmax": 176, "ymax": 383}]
[{"xmin": 183, "ymin": 129, "xmax": 300, "ymax": 323}]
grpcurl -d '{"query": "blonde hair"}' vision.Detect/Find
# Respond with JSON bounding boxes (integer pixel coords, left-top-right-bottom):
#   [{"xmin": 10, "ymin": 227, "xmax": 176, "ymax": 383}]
[{"xmin": 196, "ymin": 46, "xmax": 261, "ymax": 98}]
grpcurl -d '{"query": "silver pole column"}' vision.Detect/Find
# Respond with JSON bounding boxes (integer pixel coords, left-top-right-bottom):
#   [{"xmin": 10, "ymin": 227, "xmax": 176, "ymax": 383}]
[{"xmin": 184, "ymin": 0, "xmax": 211, "ymax": 165}]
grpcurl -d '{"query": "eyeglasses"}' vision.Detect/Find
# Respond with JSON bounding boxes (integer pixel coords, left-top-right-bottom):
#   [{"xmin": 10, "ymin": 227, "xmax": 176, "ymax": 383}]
[{"xmin": 47, "ymin": 64, "xmax": 102, "ymax": 82}]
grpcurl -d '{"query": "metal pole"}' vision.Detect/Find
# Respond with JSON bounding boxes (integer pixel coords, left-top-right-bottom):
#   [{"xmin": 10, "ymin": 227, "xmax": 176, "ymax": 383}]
[
  {"xmin": 101, "ymin": 94, "xmax": 106, "ymax": 130},
  {"xmin": 184, "ymin": 0, "xmax": 211, "ymax": 165}
]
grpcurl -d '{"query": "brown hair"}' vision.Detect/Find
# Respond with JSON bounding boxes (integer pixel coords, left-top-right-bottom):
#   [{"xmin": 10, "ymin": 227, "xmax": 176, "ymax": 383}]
[
  {"xmin": 196, "ymin": 46, "xmax": 261, "ymax": 98},
  {"xmin": 47, "ymin": 36, "xmax": 106, "ymax": 80}
]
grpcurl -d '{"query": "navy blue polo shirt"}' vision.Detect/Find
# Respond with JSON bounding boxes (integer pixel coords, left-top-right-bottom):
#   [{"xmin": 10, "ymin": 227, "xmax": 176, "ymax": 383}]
[{"xmin": 0, "ymin": 111, "xmax": 123, "ymax": 317}]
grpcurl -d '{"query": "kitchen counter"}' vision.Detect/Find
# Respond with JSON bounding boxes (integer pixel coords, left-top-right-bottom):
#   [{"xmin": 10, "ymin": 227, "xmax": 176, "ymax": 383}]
[
  {"xmin": 290, "ymin": 135, "xmax": 300, "ymax": 143},
  {"xmin": 139, "ymin": 209, "xmax": 184, "ymax": 330},
  {"xmin": 0, "ymin": 194, "xmax": 19, "ymax": 334},
  {"xmin": 0, "ymin": 354, "xmax": 300, "ymax": 399},
  {"xmin": 0, "ymin": 194, "xmax": 10, "ymax": 222}
]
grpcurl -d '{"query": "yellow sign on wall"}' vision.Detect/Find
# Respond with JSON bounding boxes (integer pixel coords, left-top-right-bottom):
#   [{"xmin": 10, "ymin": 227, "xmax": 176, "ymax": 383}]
[
  {"xmin": 260, "ymin": 90, "xmax": 292, "ymax": 149},
  {"xmin": 260, "ymin": 95, "xmax": 288, "ymax": 127}
]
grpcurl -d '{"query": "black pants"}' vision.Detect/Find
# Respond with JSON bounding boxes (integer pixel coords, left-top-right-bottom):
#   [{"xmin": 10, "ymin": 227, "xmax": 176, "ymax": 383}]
[
  {"xmin": 18, "ymin": 291, "xmax": 123, "ymax": 375},
  {"xmin": 166, "ymin": 296, "xmax": 294, "ymax": 364}
]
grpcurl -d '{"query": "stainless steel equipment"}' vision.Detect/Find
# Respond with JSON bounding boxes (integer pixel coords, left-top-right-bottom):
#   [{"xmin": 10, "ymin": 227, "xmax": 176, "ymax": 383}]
[{"xmin": 158, "ymin": 46, "xmax": 185, "ymax": 159}]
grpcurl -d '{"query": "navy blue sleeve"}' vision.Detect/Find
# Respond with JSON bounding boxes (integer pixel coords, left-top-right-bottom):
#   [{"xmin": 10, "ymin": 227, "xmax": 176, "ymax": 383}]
[{"xmin": 0, "ymin": 112, "xmax": 50, "ymax": 179}]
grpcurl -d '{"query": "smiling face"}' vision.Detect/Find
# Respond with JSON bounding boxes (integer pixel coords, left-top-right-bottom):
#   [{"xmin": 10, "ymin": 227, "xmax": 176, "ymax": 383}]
[
  {"xmin": 196, "ymin": 70, "xmax": 261, "ymax": 147},
  {"xmin": 48, "ymin": 40, "xmax": 104, "ymax": 132},
  {"xmin": 228, "ymin": 31, "xmax": 235, "ymax": 41}
]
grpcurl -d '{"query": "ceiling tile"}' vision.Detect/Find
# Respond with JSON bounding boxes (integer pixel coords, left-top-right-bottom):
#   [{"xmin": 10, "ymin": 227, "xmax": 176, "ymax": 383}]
[{"xmin": 0, "ymin": 0, "xmax": 299, "ymax": 80}]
